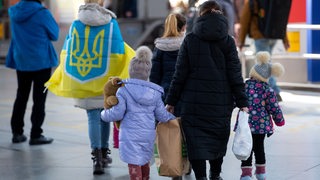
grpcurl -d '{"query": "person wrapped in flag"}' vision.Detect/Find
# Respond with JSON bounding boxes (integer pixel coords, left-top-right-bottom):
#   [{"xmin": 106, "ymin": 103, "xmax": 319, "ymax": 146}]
[{"xmin": 45, "ymin": 0, "xmax": 135, "ymax": 175}]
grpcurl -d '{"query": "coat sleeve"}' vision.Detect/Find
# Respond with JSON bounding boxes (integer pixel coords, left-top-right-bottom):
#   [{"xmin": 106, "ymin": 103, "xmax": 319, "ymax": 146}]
[
  {"xmin": 41, "ymin": 9, "xmax": 59, "ymax": 41},
  {"xmin": 5, "ymin": 41, "xmax": 15, "ymax": 69},
  {"xmin": 266, "ymin": 89, "xmax": 285, "ymax": 126},
  {"xmin": 223, "ymin": 36, "xmax": 248, "ymax": 108},
  {"xmin": 165, "ymin": 38, "xmax": 190, "ymax": 106},
  {"xmin": 101, "ymin": 90, "xmax": 126, "ymax": 122},
  {"xmin": 154, "ymin": 98, "xmax": 176, "ymax": 123}
]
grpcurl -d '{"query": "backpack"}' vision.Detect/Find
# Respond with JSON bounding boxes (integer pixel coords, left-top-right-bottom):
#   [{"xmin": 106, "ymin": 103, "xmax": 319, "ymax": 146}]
[{"xmin": 250, "ymin": 0, "xmax": 292, "ymax": 39}]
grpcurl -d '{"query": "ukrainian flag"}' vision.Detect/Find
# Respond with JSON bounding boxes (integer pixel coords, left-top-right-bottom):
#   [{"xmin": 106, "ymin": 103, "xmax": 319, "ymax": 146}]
[{"xmin": 45, "ymin": 19, "xmax": 135, "ymax": 98}]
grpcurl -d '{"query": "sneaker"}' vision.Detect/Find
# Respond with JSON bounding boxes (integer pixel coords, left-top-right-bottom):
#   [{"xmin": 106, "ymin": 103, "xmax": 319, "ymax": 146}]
[
  {"xmin": 240, "ymin": 176, "xmax": 253, "ymax": 180},
  {"xmin": 29, "ymin": 135, "xmax": 53, "ymax": 145},
  {"xmin": 255, "ymin": 174, "xmax": 266, "ymax": 180},
  {"xmin": 12, "ymin": 134, "xmax": 27, "ymax": 143}
]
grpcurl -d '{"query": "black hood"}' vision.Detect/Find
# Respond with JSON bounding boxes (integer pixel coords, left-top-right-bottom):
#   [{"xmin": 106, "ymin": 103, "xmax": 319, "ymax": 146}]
[{"xmin": 193, "ymin": 13, "xmax": 228, "ymax": 41}]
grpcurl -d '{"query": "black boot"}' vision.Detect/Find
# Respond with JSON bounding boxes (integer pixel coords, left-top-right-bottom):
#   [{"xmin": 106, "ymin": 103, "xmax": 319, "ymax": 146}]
[
  {"xmin": 210, "ymin": 176, "xmax": 223, "ymax": 180},
  {"xmin": 209, "ymin": 174, "xmax": 223, "ymax": 180},
  {"xmin": 101, "ymin": 148, "xmax": 112, "ymax": 167},
  {"xmin": 209, "ymin": 171, "xmax": 223, "ymax": 180},
  {"xmin": 91, "ymin": 148, "xmax": 104, "ymax": 175}
]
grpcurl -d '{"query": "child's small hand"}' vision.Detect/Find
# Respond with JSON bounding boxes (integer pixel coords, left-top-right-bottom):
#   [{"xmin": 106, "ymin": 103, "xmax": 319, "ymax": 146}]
[
  {"xmin": 275, "ymin": 120, "xmax": 285, "ymax": 127},
  {"xmin": 165, "ymin": 104, "xmax": 174, "ymax": 114},
  {"xmin": 240, "ymin": 107, "xmax": 249, "ymax": 113}
]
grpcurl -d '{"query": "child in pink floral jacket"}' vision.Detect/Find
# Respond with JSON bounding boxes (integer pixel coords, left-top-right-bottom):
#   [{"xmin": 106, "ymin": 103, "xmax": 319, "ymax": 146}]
[{"xmin": 240, "ymin": 51, "xmax": 285, "ymax": 180}]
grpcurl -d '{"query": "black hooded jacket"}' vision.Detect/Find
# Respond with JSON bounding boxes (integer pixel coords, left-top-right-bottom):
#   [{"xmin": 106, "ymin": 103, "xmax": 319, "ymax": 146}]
[{"xmin": 165, "ymin": 13, "xmax": 248, "ymax": 160}]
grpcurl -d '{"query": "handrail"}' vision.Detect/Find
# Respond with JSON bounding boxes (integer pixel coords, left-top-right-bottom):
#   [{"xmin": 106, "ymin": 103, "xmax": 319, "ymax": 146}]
[
  {"xmin": 244, "ymin": 54, "xmax": 320, "ymax": 60},
  {"xmin": 242, "ymin": 23, "xmax": 320, "ymax": 62},
  {"xmin": 241, "ymin": 52, "xmax": 320, "ymax": 79},
  {"xmin": 287, "ymin": 24, "xmax": 320, "ymax": 30}
]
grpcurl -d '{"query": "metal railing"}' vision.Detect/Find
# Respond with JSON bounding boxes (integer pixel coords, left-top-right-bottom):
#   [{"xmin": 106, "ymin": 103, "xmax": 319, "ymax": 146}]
[
  {"xmin": 285, "ymin": 23, "xmax": 320, "ymax": 60},
  {"xmin": 241, "ymin": 24, "xmax": 320, "ymax": 61},
  {"xmin": 240, "ymin": 24, "xmax": 320, "ymax": 79}
]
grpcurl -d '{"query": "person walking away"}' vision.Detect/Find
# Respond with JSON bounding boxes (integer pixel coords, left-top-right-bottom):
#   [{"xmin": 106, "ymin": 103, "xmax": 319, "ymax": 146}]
[
  {"xmin": 115, "ymin": 0, "xmax": 137, "ymax": 18},
  {"xmin": 233, "ymin": 0, "xmax": 245, "ymax": 46},
  {"xmin": 216, "ymin": 0, "xmax": 236, "ymax": 36},
  {"xmin": 149, "ymin": 12, "xmax": 187, "ymax": 180},
  {"xmin": 150, "ymin": 12, "xmax": 186, "ymax": 118},
  {"xmin": 45, "ymin": 0, "xmax": 135, "ymax": 175},
  {"xmin": 70, "ymin": 0, "xmax": 119, "ymax": 175},
  {"xmin": 239, "ymin": 51, "xmax": 285, "ymax": 180},
  {"xmin": 165, "ymin": 1, "xmax": 249, "ymax": 180},
  {"xmin": 238, "ymin": 0, "xmax": 291, "ymax": 101},
  {"xmin": 101, "ymin": 46, "xmax": 176, "ymax": 180},
  {"xmin": 6, "ymin": 0, "xmax": 58, "ymax": 145},
  {"xmin": 187, "ymin": 0, "xmax": 236, "ymax": 36}
]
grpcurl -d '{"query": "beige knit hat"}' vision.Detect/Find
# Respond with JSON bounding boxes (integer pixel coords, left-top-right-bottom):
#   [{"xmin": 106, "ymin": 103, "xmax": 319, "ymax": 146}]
[
  {"xmin": 249, "ymin": 51, "xmax": 285, "ymax": 82},
  {"xmin": 129, "ymin": 46, "xmax": 153, "ymax": 81}
]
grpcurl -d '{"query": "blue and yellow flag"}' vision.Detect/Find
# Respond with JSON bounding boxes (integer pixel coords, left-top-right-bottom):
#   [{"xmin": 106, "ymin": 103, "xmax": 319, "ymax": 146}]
[{"xmin": 45, "ymin": 19, "xmax": 135, "ymax": 98}]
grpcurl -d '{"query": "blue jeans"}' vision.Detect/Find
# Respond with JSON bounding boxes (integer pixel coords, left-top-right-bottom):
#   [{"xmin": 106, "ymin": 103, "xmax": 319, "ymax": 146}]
[
  {"xmin": 86, "ymin": 109, "xmax": 110, "ymax": 149},
  {"xmin": 254, "ymin": 39, "xmax": 281, "ymax": 94}
]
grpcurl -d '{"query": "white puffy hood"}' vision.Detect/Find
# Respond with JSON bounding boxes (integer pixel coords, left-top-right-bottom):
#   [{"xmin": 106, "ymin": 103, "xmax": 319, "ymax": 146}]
[{"xmin": 78, "ymin": 3, "xmax": 116, "ymax": 26}]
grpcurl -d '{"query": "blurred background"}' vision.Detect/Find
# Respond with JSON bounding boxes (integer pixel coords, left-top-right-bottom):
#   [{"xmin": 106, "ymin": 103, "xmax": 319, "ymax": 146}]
[{"xmin": 0, "ymin": 0, "xmax": 319, "ymax": 85}]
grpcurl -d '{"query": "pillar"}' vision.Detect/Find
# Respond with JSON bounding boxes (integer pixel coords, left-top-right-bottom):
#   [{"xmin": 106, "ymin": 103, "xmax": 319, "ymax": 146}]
[{"xmin": 307, "ymin": 0, "xmax": 320, "ymax": 82}]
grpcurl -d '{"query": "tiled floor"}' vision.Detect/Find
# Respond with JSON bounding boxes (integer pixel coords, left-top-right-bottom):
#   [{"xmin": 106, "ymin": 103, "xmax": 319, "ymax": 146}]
[{"xmin": 0, "ymin": 66, "xmax": 320, "ymax": 180}]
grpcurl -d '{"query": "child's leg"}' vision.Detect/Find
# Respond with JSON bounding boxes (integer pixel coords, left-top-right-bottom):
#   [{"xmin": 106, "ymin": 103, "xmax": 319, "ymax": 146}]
[
  {"xmin": 141, "ymin": 163, "xmax": 150, "ymax": 180},
  {"xmin": 113, "ymin": 122, "xmax": 119, "ymax": 148},
  {"xmin": 255, "ymin": 164, "xmax": 266, "ymax": 180},
  {"xmin": 240, "ymin": 134, "xmax": 254, "ymax": 179},
  {"xmin": 240, "ymin": 151, "xmax": 253, "ymax": 179},
  {"xmin": 253, "ymin": 134, "xmax": 266, "ymax": 180},
  {"xmin": 128, "ymin": 164, "xmax": 142, "ymax": 180}
]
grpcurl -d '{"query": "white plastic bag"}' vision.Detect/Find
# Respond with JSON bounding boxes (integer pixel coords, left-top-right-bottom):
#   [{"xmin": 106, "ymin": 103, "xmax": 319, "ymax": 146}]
[{"xmin": 232, "ymin": 111, "xmax": 253, "ymax": 161}]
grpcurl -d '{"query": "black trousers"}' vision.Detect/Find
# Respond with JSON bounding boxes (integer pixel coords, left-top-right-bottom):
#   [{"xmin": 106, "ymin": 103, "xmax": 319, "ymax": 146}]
[
  {"xmin": 11, "ymin": 68, "xmax": 51, "ymax": 138},
  {"xmin": 241, "ymin": 134, "xmax": 266, "ymax": 166},
  {"xmin": 190, "ymin": 157, "xmax": 223, "ymax": 178}
]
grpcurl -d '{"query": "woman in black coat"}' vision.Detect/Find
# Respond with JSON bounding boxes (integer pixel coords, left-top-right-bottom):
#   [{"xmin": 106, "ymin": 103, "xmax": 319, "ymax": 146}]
[{"xmin": 165, "ymin": 1, "xmax": 248, "ymax": 180}]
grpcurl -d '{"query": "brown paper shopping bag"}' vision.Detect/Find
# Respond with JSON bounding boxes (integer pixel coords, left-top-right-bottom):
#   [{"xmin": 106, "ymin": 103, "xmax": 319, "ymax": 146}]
[{"xmin": 154, "ymin": 117, "xmax": 190, "ymax": 177}]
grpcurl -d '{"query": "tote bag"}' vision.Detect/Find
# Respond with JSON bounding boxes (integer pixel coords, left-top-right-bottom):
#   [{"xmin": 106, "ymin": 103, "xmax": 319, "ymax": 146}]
[
  {"xmin": 154, "ymin": 117, "xmax": 190, "ymax": 177},
  {"xmin": 232, "ymin": 111, "xmax": 253, "ymax": 161}
]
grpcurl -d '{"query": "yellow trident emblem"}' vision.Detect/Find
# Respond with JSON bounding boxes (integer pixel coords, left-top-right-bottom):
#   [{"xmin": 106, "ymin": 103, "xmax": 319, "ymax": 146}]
[{"xmin": 70, "ymin": 26, "xmax": 105, "ymax": 77}]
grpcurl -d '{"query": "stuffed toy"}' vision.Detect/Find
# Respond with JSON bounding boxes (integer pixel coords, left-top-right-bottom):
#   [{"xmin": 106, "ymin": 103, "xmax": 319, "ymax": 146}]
[
  {"xmin": 103, "ymin": 76, "xmax": 122, "ymax": 109},
  {"xmin": 103, "ymin": 76, "xmax": 123, "ymax": 131}
]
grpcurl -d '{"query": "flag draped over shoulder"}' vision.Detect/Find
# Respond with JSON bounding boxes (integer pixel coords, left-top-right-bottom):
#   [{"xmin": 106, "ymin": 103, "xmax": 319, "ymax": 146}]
[{"xmin": 45, "ymin": 19, "xmax": 135, "ymax": 98}]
